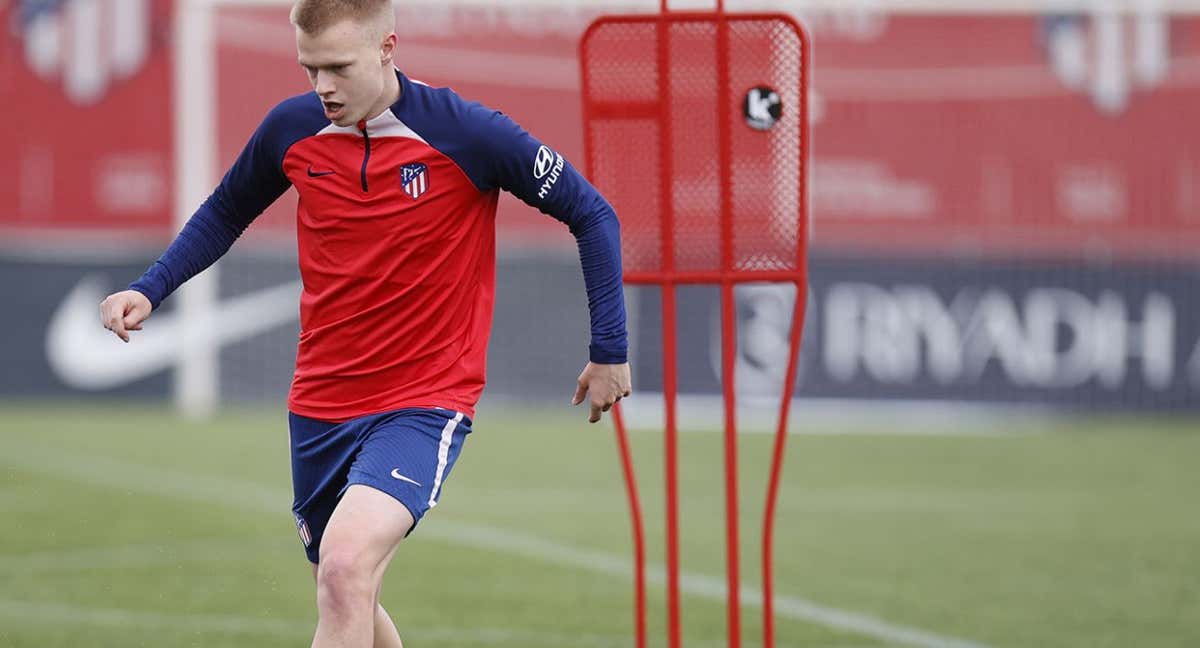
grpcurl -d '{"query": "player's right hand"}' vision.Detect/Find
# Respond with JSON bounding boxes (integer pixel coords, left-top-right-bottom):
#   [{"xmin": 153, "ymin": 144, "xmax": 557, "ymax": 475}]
[{"xmin": 99, "ymin": 290, "xmax": 152, "ymax": 343}]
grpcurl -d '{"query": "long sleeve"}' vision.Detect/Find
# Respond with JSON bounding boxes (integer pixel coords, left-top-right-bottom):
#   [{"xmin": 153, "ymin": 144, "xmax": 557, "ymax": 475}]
[
  {"xmin": 457, "ymin": 107, "xmax": 628, "ymax": 363},
  {"xmin": 129, "ymin": 98, "xmax": 311, "ymax": 308},
  {"xmin": 129, "ymin": 193, "xmax": 254, "ymax": 309}
]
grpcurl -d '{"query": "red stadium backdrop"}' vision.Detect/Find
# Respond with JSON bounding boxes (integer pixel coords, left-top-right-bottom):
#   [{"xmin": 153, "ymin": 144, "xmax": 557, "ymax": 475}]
[
  {"xmin": 2, "ymin": 3, "xmax": 1197, "ymax": 410},
  {"xmin": 0, "ymin": 0, "xmax": 175, "ymax": 236},
  {"xmin": 3, "ymin": 4, "xmax": 1197, "ymax": 258}
]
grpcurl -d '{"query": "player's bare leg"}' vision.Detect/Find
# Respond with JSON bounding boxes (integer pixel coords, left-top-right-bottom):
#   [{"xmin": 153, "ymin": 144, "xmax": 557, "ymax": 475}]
[
  {"xmin": 310, "ymin": 564, "xmax": 403, "ymax": 648},
  {"xmin": 312, "ymin": 484, "xmax": 414, "ymax": 648},
  {"xmin": 372, "ymin": 593, "xmax": 404, "ymax": 648}
]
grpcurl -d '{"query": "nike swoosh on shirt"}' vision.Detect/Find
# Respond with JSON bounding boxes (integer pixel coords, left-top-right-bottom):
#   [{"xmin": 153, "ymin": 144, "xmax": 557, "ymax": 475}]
[
  {"xmin": 390, "ymin": 470, "xmax": 422, "ymax": 486},
  {"xmin": 45, "ymin": 275, "xmax": 302, "ymax": 390},
  {"xmin": 307, "ymin": 166, "xmax": 335, "ymax": 177}
]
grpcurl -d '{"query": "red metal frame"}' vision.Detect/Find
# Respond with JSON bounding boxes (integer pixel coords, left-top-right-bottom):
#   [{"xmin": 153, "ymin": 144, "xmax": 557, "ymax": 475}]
[{"xmin": 580, "ymin": 5, "xmax": 810, "ymax": 648}]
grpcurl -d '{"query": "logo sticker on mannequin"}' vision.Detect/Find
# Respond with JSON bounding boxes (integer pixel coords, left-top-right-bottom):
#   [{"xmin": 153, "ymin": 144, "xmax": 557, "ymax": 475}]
[{"xmin": 743, "ymin": 86, "xmax": 782, "ymax": 131}]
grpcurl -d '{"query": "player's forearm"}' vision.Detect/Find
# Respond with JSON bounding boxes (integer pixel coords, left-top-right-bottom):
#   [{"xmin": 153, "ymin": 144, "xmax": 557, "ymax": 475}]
[
  {"xmin": 571, "ymin": 196, "xmax": 628, "ymax": 364},
  {"xmin": 128, "ymin": 196, "xmax": 248, "ymax": 309}
]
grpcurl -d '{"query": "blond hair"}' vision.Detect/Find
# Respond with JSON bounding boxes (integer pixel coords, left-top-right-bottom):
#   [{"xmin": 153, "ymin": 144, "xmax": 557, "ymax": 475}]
[{"xmin": 290, "ymin": 0, "xmax": 393, "ymax": 36}]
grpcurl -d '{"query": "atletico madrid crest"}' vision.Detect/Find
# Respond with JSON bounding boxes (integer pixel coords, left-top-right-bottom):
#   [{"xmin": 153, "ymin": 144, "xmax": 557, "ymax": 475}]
[
  {"xmin": 295, "ymin": 515, "xmax": 312, "ymax": 547},
  {"xmin": 400, "ymin": 162, "xmax": 429, "ymax": 200}
]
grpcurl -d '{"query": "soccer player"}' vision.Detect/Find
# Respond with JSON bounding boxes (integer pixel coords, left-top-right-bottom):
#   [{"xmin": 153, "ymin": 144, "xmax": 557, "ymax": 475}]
[{"xmin": 97, "ymin": 1, "xmax": 631, "ymax": 646}]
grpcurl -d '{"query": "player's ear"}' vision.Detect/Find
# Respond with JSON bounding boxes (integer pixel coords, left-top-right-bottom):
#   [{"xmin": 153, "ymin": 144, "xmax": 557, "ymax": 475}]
[{"xmin": 380, "ymin": 32, "xmax": 397, "ymax": 66}]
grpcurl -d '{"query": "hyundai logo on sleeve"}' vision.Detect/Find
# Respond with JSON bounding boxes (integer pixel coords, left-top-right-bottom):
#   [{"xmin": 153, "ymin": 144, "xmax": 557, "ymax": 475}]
[{"xmin": 533, "ymin": 145, "xmax": 556, "ymax": 179}]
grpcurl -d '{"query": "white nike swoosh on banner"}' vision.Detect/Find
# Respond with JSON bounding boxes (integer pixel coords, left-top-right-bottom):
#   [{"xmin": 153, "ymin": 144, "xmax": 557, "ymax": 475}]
[
  {"xmin": 45, "ymin": 275, "xmax": 302, "ymax": 390},
  {"xmin": 390, "ymin": 469, "xmax": 422, "ymax": 487}
]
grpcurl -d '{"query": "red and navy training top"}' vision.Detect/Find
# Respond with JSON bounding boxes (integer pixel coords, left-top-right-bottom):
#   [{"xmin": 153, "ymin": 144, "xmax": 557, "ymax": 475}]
[{"xmin": 130, "ymin": 70, "xmax": 626, "ymax": 421}]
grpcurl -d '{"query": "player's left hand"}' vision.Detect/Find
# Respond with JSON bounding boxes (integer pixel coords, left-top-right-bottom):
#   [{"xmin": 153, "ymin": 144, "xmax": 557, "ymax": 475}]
[{"xmin": 572, "ymin": 362, "xmax": 632, "ymax": 424}]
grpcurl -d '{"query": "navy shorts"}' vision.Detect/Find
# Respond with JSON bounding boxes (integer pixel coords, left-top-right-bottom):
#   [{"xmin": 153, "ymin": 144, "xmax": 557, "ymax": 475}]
[{"xmin": 288, "ymin": 407, "xmax": 471, "ymax": 563}]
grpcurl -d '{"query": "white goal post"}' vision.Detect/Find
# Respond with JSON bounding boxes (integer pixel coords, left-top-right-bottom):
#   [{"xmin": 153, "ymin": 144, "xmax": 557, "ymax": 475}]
[{"xmin": 171, "ymin": 0, "xmax": 1198, "ymax": 418}]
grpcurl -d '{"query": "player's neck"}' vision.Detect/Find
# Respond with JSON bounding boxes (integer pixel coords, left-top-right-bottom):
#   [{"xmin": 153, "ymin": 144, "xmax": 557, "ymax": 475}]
[{"xmin": 362, "ymin": 68, "xmax": 401, "ymax": 123}]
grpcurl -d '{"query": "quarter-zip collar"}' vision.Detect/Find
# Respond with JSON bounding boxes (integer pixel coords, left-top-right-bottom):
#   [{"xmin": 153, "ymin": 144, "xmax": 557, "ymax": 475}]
[{"xmin": 357, "ymin": 119, "xmax": 371, "ymax": 192}]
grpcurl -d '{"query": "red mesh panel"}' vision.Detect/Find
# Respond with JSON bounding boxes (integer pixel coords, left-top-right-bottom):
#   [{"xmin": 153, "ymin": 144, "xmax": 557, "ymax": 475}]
[
  {"xmin": 590, "ymin": 119, "xmax": 664, "ymax": 273},
  {"xmin": 667, "ymin": 20, "xmax": 721, "ymax": 273},
  {"xmin": 582, "ymin": 21, "xmax": 661, "ymax": 104},
  {"xmin": 581, "ymin": 14, "xmax": 808, "ymax": 281},
  {"xmin": 729, "ymin": 19, "xmax": 805, "ymax": 272}
]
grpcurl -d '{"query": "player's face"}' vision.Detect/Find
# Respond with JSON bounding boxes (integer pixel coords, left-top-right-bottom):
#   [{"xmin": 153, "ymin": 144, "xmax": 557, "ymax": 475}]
[{"xmin": 296, "ymin": 18, "xmax": 394, "ymax": 127}]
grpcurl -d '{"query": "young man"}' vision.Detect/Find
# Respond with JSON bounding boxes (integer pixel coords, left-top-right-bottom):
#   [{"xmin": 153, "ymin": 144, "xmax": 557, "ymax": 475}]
[{"xmin": 98, "ymin": 1, "xmax": 631, "ymax": 646}]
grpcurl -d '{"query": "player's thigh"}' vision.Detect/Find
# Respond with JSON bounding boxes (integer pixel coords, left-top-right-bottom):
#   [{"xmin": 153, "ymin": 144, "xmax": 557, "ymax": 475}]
[
  {"xmin": 344, "ymin": 408, "xmax": 471, "ymax": 536},
  {"xmin": 318, "ymin": 483, "xmax": 415, "ymax": 580},
  {"xmin": 290, "ymin": 411, "xmax": 363, "ymax": 564},
  {"xmin": 313, "ymin": 407, "xmax": 470, "ymax": 573}
]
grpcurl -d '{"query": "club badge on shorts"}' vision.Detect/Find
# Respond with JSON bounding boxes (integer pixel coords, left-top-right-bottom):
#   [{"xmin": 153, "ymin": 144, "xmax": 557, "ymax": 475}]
[{"xmin": 295, "ymin": 514, "xmax": 313, "ymax": 547}]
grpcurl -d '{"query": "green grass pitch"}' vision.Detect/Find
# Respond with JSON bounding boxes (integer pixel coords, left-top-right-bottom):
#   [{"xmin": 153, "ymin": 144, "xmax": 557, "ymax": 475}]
[{"xmin": 0, "ymin": 402, "xmax": 1196, "ymax": 647}]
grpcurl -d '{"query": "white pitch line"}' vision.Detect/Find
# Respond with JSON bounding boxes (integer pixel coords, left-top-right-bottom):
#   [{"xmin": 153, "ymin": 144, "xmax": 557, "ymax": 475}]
[
  {"xmin": 0, "ymin": 538, "xmax": 287, "ymax": 573},
  {"xmin": 0, "ymin": 446, "xmax": 989, "ymax": 648},
  {"xmin": 0, "ymin": 598, "xmax": 642, "ymax": 647},
  {"xmin": 0, "ymin": 598, "xmax": 305, "ymax": 638},
  {"xmin": 424, "ymin": 521, "xmax": 989, "ymax": 648}
]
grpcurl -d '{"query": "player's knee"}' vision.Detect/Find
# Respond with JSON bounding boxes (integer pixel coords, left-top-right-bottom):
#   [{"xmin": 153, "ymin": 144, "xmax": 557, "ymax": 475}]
[{"xmin": 315, "ymin": 548, "xmax": 375, "ymax": 613}]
